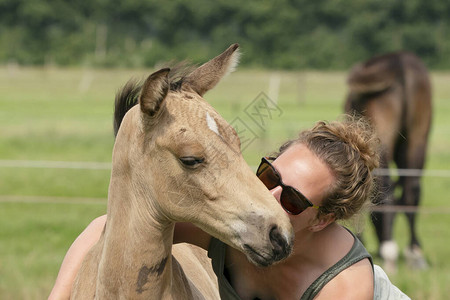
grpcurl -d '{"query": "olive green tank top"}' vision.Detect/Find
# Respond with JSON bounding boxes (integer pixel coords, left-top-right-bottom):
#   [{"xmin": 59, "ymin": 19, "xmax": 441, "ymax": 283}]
[{"xmin": 207, "ymin": 229, "xmax": 373, "ymax": 300}]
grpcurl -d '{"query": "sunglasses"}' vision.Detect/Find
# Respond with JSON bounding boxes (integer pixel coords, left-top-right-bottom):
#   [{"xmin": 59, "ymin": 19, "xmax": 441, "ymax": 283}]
[{"xmin": 256, "ymin": 157, "xmax": 320, "ymax": 215}]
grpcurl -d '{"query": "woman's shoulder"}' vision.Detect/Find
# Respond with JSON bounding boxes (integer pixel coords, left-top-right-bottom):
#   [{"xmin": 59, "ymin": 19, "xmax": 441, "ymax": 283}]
[
  {"xmin": 316, "ymin": 257, "xmax": 374, "ymax": 299},
  {"xmin": 308, "ymin": 226, "xmax": 373, "ymax": 299}
]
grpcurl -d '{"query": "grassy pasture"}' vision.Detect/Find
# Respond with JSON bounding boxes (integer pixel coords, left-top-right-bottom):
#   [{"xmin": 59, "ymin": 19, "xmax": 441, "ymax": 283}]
[{"xmin": 1, "ymin": 67, "xmax": 449, "ymax": 299}]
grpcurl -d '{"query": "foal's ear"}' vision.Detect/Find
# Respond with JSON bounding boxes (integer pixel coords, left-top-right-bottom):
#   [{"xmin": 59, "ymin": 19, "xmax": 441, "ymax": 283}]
[
  {"xmin": 184, "ymin": 43, "xmax": 240, "ymax": 96},
  {"xmin": 140, "ymin": 68, "xmax": 170, "ymax": 117}
]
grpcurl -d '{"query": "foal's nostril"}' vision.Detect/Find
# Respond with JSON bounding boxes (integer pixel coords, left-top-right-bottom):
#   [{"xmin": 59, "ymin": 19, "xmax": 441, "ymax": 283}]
[{"xmin": 269, "ymin": 225, "xmax": 291, "ymax": 260}]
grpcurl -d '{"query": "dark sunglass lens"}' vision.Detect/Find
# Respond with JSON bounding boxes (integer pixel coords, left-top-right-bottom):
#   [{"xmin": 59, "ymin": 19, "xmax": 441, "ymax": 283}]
[
  {"xmin": 280, "ymin": 188, "xmax": 310, "ymax": 215},
  {"xmin": 280, "ymin": 193, "xmax": 302, "ymax": 215},
  {"xmin": 257, "ymin": 162, "xmax": 279, "ymax": 190}
]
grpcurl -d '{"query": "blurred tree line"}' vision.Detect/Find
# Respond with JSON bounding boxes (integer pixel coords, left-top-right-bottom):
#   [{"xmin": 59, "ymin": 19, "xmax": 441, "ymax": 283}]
[{"xmin": 1, "ymin": 0, "xmax": 449, "ymax": 69}]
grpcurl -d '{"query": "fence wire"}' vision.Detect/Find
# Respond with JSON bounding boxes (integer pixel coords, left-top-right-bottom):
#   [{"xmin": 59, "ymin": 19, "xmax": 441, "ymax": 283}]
[{"xmin": 1, "ymin": 159, "xmax": 449, "ymax": 214}]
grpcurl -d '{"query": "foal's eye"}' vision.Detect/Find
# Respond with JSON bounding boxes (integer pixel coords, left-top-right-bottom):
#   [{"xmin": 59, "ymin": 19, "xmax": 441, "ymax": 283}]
[{"xmin": 179, "ymin": 157, "xmax": 204, "ymax": 167}]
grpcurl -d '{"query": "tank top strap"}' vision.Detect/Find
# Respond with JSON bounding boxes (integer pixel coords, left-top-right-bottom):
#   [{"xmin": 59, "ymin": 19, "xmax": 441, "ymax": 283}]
[
  {"xmin": 208, "ymin": 237, "xmax": 242, "ymax": 300},
  {"xmin": 301, "ymin": 228, "xmax": 373, "ymax": 300}
]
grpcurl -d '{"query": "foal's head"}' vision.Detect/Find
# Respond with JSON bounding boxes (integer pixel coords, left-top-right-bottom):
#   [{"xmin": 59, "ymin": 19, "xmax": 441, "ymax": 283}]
[{"xmin": 113, "ymin": 44, "xmax": 293, "ymax": 266}]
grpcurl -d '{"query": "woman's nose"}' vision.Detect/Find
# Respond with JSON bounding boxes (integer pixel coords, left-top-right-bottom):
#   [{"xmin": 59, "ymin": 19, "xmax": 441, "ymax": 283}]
[{"xmin": 270, "ymin": 185, "xmax": 283, "ymax": 201}]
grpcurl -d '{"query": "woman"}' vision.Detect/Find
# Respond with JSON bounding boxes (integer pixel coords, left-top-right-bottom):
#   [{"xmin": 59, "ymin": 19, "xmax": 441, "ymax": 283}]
[{"xmin": 50, "ymin": 116, "xmax": 408, "ymax": 299}]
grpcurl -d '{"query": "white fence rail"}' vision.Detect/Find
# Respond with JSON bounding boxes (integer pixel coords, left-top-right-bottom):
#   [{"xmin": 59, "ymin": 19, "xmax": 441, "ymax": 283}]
[
  {"xmin": 0, "ymin": 159, "xmax": 111, "ymax": 170},
  {"xmin": 2, "ymin": 159, "xmax": 450, "ymax": 177}
]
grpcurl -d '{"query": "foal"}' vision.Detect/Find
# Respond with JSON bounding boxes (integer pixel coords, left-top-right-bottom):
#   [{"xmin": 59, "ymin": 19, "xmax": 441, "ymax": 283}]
[{"xmin": 71, "ymin": 44, "xmax": 294, "ymax": 299}]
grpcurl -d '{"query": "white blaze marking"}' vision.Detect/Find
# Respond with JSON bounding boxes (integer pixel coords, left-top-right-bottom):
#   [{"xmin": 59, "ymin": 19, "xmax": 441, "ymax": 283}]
[{"xmin": 206, "ymin": 112, "xmax": 220, "ymax": 136}]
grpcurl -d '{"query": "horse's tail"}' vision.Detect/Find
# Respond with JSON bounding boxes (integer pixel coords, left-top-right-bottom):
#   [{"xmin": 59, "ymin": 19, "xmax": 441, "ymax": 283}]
[{"xmin": 113, "ymin": 79, "xmax": 143, "ymax": 137}]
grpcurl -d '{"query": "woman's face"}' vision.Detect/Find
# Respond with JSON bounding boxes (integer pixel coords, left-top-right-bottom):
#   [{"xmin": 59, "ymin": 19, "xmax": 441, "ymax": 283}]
[{"xmin": 270, "ymin": 143, "xmax": 335, "ymax": 232}]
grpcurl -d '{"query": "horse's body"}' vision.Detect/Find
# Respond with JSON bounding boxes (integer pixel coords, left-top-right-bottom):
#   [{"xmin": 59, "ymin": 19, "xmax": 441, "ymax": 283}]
[
  {"xmin": 71, "ymin": 44, "xmax": 294, "ymax": 299},
  {"xmin": 345, "ymin": 52, "xmax": 432, "ymax": 271}
]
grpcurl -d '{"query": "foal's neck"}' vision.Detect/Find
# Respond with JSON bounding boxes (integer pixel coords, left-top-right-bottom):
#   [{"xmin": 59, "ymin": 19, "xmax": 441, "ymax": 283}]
[{"xmin": 97, "ymin": 173, "xmax": 177, "ymax": 298}]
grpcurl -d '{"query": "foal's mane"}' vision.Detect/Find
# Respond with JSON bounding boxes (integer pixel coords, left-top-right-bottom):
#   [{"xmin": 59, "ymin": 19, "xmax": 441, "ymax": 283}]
[{"xmin": 113, "ymin": 64, "xmax": 196, "ymax": 136}]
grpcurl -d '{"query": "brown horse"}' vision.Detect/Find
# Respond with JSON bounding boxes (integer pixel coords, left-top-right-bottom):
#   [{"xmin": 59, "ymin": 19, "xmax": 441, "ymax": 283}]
[
  {"xmin": 345, "ymin": 52, "xmax": 432, "ymax": 272},
  {"xmin": 71, "ymin": 44, "xmax": 294, "ymax": 299}
]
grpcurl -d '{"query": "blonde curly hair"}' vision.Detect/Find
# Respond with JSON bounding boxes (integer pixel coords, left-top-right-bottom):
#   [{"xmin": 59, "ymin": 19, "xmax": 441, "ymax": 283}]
[{"xmin": 273, "ymin": 115, "xmax": 380, "ymax": 221}]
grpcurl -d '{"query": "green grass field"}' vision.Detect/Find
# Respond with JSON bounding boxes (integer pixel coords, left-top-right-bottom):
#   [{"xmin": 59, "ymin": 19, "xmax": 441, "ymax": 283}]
[{"xmin": 1, "ymin": 67, "xmax": 449, "ymax": 299}]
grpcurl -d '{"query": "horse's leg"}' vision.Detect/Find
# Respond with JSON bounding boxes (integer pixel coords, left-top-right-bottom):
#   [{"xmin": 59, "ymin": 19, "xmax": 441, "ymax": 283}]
[
  {"xmin": 395, "ymin": 135, "xmax": 429, "ymax": 269},
  {"xmin": 371, "ymin": 152, "xmax": 398, "ymax": 273},
  {"xmin": 395, "ymin": 64, "xmax": 432, "ymax": 269},
  {"xmin": 363, "ymin": 90, "xmax": 403, "ymax": 273},
  {"xmin": 371, "ymin": 156, "xmax": 396, "ymax": 243}
]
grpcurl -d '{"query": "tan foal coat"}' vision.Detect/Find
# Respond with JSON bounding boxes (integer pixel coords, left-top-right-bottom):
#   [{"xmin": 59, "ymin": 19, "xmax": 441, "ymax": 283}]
[{"xmin": 71, "ymin": 44, "xmax": 294, "ymax": 299}]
